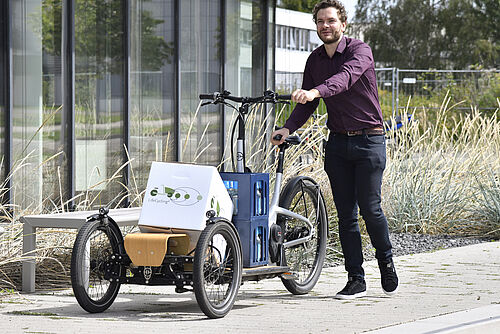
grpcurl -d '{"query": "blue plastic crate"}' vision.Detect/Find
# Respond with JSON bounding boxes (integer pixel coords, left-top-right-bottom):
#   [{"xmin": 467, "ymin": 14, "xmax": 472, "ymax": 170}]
[
  {"xmin": 220, "ymin": 172, "xmax": 269, "ymax": 267},
  {"xmin": 220, "ymin": 172, "xmax": 269, "ymax": 220},
  {"xmin": 233, "ymin": 217, "xmax": 268, "ymax": 267}
]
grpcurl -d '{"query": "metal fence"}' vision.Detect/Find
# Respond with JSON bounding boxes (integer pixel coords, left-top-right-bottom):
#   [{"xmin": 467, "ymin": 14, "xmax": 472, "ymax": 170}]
[{"xmin": 276, "ymin": 69, "xmax": 500, "ymax": 119}]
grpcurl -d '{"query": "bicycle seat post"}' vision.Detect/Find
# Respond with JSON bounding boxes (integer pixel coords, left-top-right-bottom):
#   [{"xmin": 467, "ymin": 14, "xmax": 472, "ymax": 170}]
[
  {"xmin": 276, "ymin": 143, "xmax": 287, "ymax": 175},
  {"xmin": 236, "ymin": 103, "xmax": 249, "ymax": 173},
  {"xmin": 270, "ymin": 143, "xmax": 288, "ymax": 208}
]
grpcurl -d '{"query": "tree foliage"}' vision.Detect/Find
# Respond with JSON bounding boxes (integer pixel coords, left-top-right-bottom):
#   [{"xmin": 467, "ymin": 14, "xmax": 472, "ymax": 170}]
[
  {"xmin": 355, "ymin": 0, "xmax": 499, "ymax": 69},
  {"xmin": 40, "ymin": 0, "xmax": 172, "ymax": 74},
  {"xmin": 277, "ymin": 0, "xmax": 317, "ymax": 13}
]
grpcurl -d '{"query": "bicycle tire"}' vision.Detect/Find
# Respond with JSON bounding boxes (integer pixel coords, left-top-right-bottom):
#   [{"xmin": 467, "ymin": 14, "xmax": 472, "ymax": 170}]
[
  {"xmin": 71, "ymin": 219, "xmax": 122, "ymax": 313},
  {"xmin": 193, "ymin": 221, "xmax": 242, "ymax": 319},
  {"xmin": 278, "ymin": 177, "xmax": 327, "ymax": 294}
]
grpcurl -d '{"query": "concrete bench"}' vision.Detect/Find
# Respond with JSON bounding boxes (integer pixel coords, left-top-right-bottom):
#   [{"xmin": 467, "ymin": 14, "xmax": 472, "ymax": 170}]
[{"xmin": 20, "ymin": 207, "xmax": 141, "ymax": 293}]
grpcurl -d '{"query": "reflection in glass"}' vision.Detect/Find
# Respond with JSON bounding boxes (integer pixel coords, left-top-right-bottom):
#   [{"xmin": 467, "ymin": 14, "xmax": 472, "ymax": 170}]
[
  {"xmin": 10, "ymin": 0, "xmax": 66, "ymax": 210},
  {"xmin": 267, "ymin": 3, "xmax": 275, "ymax": 90},
  {"xmin": 224, "ymin": 0, "xmax": 269, "ymax": 172},
  {"xmin": 41, "ymin": 0, "xmax": 65, "ymax": 208},
  {"xmin": 0, "ymin": 2, "xmax": 5, "ymax": 183},
  {"xmin": 180, "ymin": 0, "xmax": 221, "ymax": 165},
  {"xmin": 130, "ymin": 0, "xmax": 176, "ymax": 196},
  {"xmin": 2, "ymin": 0, "xmax": 275, "ymax": 210},
  {"xmin": 74, "ymin": 0, "xmax": 124, "ymax": 207},
  {"xmin": 12, "ymin": 0, "xmax": 44, "ymax": 209}
]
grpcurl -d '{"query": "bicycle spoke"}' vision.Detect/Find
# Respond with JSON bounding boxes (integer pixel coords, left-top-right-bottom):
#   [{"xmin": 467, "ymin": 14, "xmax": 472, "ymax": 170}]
[
  {"xmin": 82, "ymin": 229, "xmax": 113, "ymax": 301},
  {"xmin": 281, "ymin": 182, "xmax": 324, "ymax": 287},
  {"xmin": 202, "ymin": 234, "xmax": 235, "ymax": 306}
]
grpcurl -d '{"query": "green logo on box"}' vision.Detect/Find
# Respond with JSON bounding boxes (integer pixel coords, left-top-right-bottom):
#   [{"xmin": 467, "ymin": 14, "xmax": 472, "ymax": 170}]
[{"xmin": 150, "ymin": 186, "xmax": 203, "ymax": 206}]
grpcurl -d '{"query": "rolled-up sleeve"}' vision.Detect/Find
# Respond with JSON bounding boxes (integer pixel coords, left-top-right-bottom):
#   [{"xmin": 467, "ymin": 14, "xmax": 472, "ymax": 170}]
[{"xmin": 315, "ymin": 43, "xmax": 374, "ymax": 98}]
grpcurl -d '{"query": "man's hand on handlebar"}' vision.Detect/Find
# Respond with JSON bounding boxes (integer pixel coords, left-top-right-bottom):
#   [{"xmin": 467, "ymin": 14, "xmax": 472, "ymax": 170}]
[
  {"xmin": 271, "ymin": 128, "xmax": 290, "ymax": 146},
  {"xmin": 291, "ymin": 88, "xmax": 320, "ymax": 104}
]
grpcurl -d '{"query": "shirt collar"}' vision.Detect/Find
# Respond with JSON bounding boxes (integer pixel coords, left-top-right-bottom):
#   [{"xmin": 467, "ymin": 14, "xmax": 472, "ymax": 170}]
[
  {"xmin": 318, "ymin": 35, "xmax": 347, "ymax": 57},
  {"xmin": 336, "ymin": 36, "xmax": 347, "ymax": 53}
]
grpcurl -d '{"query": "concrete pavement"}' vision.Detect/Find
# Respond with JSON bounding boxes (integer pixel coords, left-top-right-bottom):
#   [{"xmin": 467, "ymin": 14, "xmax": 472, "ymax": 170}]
[{"xmin": 0, "ymin": 241, "xmax": 499, "ymax": 333}]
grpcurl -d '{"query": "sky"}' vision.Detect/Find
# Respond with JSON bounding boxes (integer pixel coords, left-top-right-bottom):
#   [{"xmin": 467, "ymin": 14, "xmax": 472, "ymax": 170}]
[{"xmin": 343, "ymin": 0, "xmax": 357, "ymax": 21}]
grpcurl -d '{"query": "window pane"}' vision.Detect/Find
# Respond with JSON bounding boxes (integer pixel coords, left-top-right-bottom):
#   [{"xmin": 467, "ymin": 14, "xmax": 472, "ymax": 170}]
[
  {"xmin": 10, "ymin": 0, "xmax": 65, "ymax": 211},
  {"xmin": 225, "ymin": 0, "xmax": 265, "ymax": 97},
  {"xmin": 74, "ymin": 0, "xmax": 124, "ymax": 207},
  {"xmin": 41, "ymin": 0, "xmax": 65, "ymax": 208},
  {"xmin": 11, "ymin": 0, "xmax": 44, "ymax": 209},
  {"xmin": 179, "ymin": 0, "xmax": 221, "ymax": 165},
  {"xmin": 224, "ymin": 0, "xmax": 269, "ymax": 172},
  {"xmin": 267, "ymin": 3, "xmax": 275, "ymax": 90},
  {"xmin": 0, "ymin": 2, "xmax": 6, "ymax": 182},
  {"xmin": 130, "ymin": 0, "xmax": 176, "ymax": 195}
]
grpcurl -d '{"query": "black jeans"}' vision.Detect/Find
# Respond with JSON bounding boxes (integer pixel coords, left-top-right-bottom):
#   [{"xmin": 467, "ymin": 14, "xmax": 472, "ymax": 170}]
[{"xmin": 324, "ymin": 133, "xmax": 392, "ymax": 279}]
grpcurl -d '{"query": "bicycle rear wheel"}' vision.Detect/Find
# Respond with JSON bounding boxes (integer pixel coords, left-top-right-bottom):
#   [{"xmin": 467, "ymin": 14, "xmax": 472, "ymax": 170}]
[
  {"xmin": 278, "ymin": 177, "xmax": 327, "ymax": 294},
  {"xmin": 71, "ymin": 219, "xmax": 122, "ymax": 313},
  {"xmin": 193, "ymin": 221, "xmax": 242, "ymax": 319}
]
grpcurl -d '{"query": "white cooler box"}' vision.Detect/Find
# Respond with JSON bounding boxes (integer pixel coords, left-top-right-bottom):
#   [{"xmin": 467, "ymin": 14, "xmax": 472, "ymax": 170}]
[{"xmin": 138, "ymin": 162, "xmax": 233, "ymax": 252}]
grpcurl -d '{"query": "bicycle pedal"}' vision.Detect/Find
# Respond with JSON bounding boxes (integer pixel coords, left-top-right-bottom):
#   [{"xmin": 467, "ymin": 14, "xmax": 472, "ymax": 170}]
[{"xmin": 280, "ymin": 272, "xmax": 298, "ymax": 280}]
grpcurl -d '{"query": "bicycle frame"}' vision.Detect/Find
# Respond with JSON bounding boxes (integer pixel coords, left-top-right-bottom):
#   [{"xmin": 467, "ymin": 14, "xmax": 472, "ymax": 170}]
[{"xmin": 268, "ymin": 147, "xmax": 315, "ymax": 250}]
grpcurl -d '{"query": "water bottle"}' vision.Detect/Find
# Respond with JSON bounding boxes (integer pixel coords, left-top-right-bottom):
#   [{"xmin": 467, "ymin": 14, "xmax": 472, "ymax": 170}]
[
  {"xmin": 232, "ymin": 181, "xmax": 238, "ymax": 215},
  {"xmin": 256, "ymin": 227, "xmax": 264, "ymax": 262},
  {"xmin": 224, "ymin": 180, "xmax": 238, "ymax": 216},
  {"xmin": 255, "ymin": 181, "xmax": 262, "ymax": 216}
]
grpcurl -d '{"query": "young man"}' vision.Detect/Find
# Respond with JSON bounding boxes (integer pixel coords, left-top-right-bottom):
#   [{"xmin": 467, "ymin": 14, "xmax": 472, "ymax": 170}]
[{"xmin": 271, "ymin": 0, "xmax": 398, "ymax": 299}]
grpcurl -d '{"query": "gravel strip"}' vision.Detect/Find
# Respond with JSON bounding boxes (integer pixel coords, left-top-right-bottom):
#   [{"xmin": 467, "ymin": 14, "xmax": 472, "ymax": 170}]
[
  {"xmin": 389, "ymin": 232, "xmax": 493, "ymax": 257},
  {"xmin": 362, "ymin": 232, "xmax": 493, "ymax": 261}
]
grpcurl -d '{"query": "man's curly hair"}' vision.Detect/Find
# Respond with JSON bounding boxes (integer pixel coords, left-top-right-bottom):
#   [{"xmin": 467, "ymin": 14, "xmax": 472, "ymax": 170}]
[{"xmin": 312, "ymin": 0, "xmax": 347, "ymax": 24}]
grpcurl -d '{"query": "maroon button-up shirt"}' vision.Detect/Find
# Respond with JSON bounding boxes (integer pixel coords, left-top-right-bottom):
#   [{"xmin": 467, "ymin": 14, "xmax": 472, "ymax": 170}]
[{"xmin": 283, "ymin": 36, "xmax": 383, "ymax": 134}]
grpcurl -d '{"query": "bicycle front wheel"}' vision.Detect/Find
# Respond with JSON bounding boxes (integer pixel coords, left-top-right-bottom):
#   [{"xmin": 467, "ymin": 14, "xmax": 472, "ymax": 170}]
[
  {"xmin": 71, "ymin": 219, "xmax": 123, "ymax": 313},
  {"xmin": 279, "ymin": 177, "xmax": 328, "ymax": 294},
  {"xmin": 193, "ymin": 221, "xmax": 242, "ymax": 319}
]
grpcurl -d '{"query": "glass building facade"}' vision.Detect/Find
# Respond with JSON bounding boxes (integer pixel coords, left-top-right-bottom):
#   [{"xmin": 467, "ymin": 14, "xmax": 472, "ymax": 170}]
[{"xmin": 0, "ymin": 0, "xmax": 275, "ymax": 212}]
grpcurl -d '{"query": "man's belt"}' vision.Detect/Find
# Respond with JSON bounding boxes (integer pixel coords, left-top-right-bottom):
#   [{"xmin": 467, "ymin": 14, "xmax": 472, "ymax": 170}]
[{"xmin": 334, "ymin": 127, "xmax": 385, "ymax": 136}]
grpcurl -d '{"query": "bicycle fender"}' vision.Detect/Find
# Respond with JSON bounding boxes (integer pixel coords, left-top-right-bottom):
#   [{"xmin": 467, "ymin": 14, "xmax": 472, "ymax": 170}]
[
  {"xmin": 106, "ymin": 215, "xmax": 125, "ymax": 244},
  {"xmin": 85, "ymin": 213, "xmax": 126, "ymax": 253},
  {"xmin": 279, "ymin": 176, "xmax": 329, "ymax": 238}
]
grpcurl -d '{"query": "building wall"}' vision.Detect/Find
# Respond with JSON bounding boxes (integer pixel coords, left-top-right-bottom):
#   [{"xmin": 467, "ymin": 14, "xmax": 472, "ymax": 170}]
[
  {"xmin": 275, "ymin": 8, "xmax": 320, "ymax": 91},
  {"xmin": 0, "ymin": 0, "xmax": 275, "ymax": 212}
]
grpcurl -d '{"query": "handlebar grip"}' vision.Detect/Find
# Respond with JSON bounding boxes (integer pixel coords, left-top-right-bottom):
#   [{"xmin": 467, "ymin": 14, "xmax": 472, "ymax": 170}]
[
  {"xmin": 199, "ymin": 93, "xmax": 215, "ymax": 100},
  {"xmin": 277, "ymin": 94, "xmax": 291, "ymax": 100},
  {"xmin": 273, "ymin": 134, "xmax": 283, "ymax": 141}
]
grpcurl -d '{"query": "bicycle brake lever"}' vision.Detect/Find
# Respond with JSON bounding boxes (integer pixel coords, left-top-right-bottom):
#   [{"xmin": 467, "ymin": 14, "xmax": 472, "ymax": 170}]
[{"xmin": 201, "ymin": 101, "xmax": 213, "ymax": 107}]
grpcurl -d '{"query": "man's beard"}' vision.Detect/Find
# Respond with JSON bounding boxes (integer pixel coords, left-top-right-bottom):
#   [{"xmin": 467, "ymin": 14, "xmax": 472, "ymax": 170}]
[{"xmin": 318, "ymin": 28, "xmax": 342, "ymax": 44}]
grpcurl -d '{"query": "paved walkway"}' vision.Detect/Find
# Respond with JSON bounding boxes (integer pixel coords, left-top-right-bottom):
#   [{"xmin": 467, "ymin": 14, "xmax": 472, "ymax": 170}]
[{"xmin": 0, "ymin": 241, "xmax": 499, "ymax": 333}]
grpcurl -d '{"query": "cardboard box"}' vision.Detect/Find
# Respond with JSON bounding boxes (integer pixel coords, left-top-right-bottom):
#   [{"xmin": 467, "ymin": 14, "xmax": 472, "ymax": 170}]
[{"xmin": 139, "ymin": 162, "xmax": 233, "ymax": 232}]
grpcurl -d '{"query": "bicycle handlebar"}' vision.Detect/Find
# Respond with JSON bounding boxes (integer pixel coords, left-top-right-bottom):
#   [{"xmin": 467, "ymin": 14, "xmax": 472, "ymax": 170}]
[
  {"xmin": 273, "ymin": 134, "xmax": 302, "ymax": 146},
  {"xmin": 199, "ymin": 90, "xmax": 293, "ymax": 172},
  {"xmin": 277, "ymin": 94, "xmax": 291, "ymax": 100},
  {"xmin": 199, "ymin": 93, "xmax": 217, "ymax": 100},
  {"xmin": 199, "ymin": 90, "xmax": 291, "ymax": 105}
]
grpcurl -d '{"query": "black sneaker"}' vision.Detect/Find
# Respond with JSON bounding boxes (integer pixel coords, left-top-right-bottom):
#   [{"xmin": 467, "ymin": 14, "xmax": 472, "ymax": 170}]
[
  {"xmin": 334, "ymin": 277, "xmax": 366, "ymax": 300},
  {"xmin": 379, "ymin": 258, "xmax": 398, "ymax": 295}
]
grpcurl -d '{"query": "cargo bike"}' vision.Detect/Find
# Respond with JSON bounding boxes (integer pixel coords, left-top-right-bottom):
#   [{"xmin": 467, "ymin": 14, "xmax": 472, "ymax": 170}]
[{"xmin": 70, "ymin": 90, "xmax": 328, "ymax": 318}]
